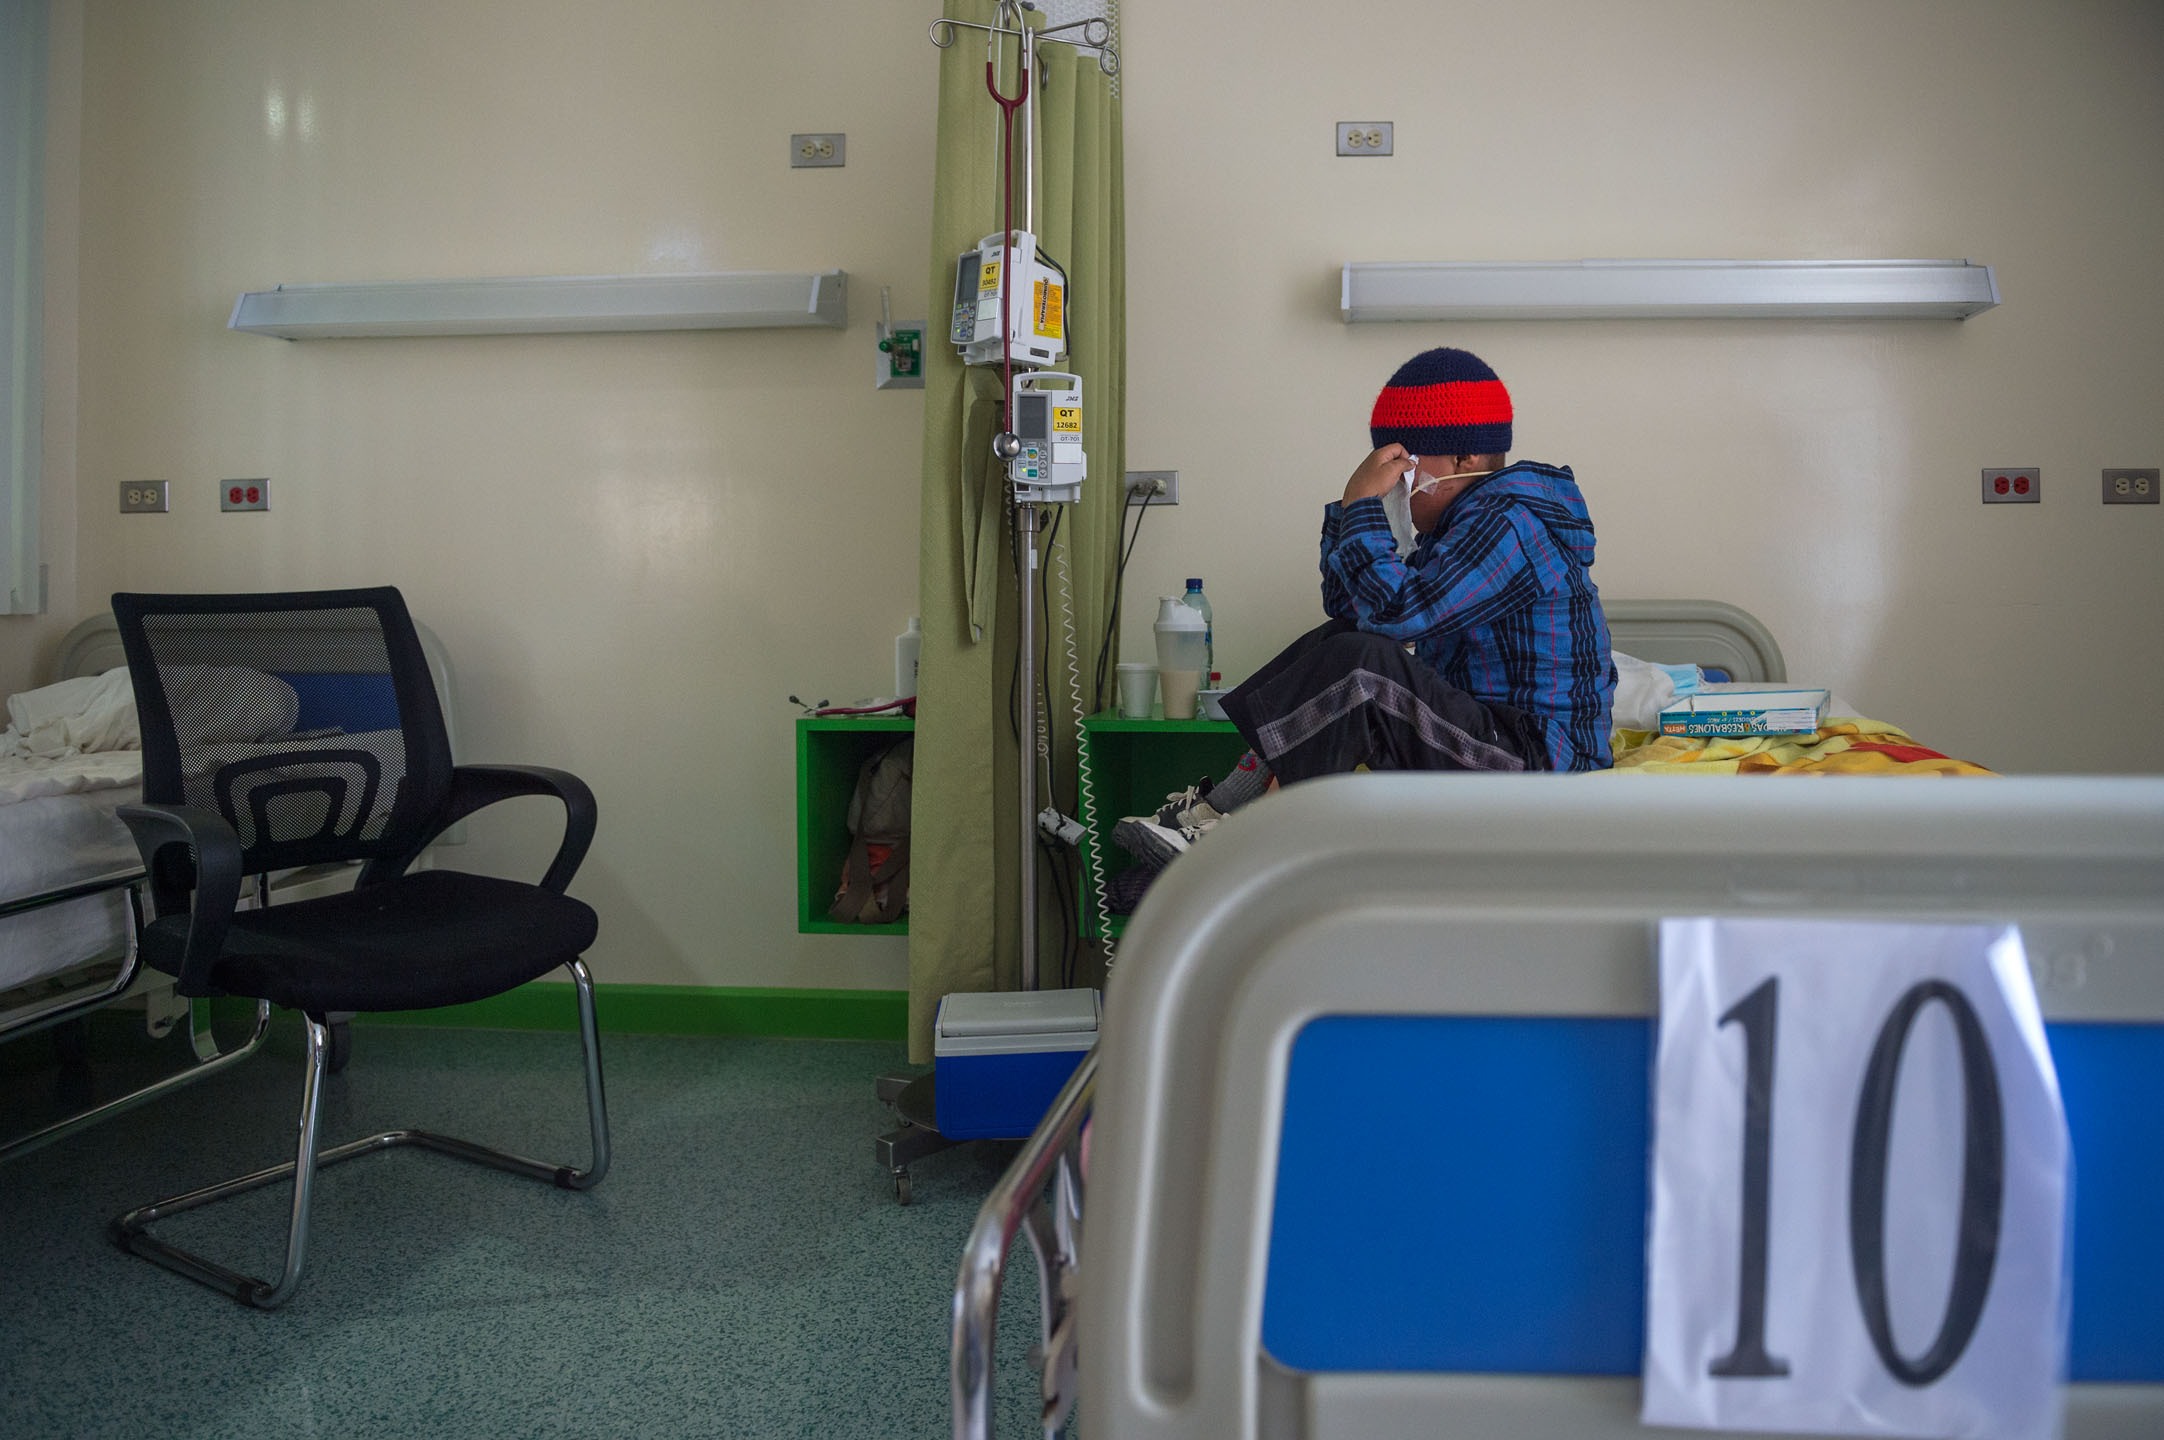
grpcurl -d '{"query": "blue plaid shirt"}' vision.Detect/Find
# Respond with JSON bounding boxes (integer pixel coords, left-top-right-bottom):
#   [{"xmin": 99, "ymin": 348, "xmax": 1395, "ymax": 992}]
[{"xmin": 1320, "ymin": 461, "xmax": 1616, "ymax": 771}]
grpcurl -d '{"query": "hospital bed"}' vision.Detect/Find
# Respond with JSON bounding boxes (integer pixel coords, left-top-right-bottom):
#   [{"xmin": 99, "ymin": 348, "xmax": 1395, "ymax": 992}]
[
  {"xmin": 0, "ymin": 611, "xmax": 457, "ymax": 1162},
  {"xmin": 949, "ymin": 602, "xmax": 2162, "ymax": 1439}
]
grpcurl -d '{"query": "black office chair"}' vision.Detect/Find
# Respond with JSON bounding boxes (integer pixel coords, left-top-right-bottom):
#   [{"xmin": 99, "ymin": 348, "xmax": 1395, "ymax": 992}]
[{"xmin": 106, "ymin": 587, "xmax": 609, "ymax": 1308}]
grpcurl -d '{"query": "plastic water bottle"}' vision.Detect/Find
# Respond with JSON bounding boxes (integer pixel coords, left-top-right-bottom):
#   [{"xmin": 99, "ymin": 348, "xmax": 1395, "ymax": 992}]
[
  {"xmin": 895, "ymin": 616, "xmax": 921, "ymax": 699},
  {"xmin": 1182, "ymin": 579, "xmax": 1214, "ymax": 679}
]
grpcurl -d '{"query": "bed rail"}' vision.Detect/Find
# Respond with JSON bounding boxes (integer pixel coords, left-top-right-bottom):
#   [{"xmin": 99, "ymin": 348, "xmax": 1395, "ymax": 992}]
[
  {"xmin": 0, "ymin": 871, "xmax": 272, "ymax": 1165},
  {"xmin": 952, "ymin": 1046, "xmax": 1096, "ymax": 1440}
]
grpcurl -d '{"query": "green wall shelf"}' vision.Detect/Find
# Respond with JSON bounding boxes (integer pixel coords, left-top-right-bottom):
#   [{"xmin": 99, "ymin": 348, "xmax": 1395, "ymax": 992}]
[
  {"xmin": 1077, "ymin": 709, "xmax": 1247, "ymax": 941},
  {"xmin": 797, "ymin": 714, "xmax": 914, "ymax": 936}
]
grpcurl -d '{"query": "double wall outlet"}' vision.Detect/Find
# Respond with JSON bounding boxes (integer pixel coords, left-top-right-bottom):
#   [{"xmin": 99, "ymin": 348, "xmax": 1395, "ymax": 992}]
[
  {"xmin": 221, "ymin": 479, "xmax": 269, "ymax": 511},
  {"xmin": 2102, "ymin": 468, "xmax": 2159, "ymax": 504},
  {"xmin": 1336, "ymin": 122, "xmax": 1393, "ymax": 156},
  {"xmin": 1125, "ymin": 470, "xmax": 1179, "ymax": 506},
  {"xmin": 1982, "ymin": 468, "xmax": 2039, "ymax": 504},
  {"xmin": 790, "ymin": 133, "xmax": 845, "ymax": 168},
  {"xmin": 120, "ymin": 481, "xmax": 169, "ymax": 513}
]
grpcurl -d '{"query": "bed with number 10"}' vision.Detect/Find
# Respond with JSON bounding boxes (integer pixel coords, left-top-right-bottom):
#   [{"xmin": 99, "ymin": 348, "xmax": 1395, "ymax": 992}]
[{"xmin": 949, "ymin": 599, "xmax": 2158, "ymax": 1440}]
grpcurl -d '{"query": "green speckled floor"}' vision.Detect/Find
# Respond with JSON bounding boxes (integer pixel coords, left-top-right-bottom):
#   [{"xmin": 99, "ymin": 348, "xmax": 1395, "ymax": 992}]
[{"xmin": 0, "ymin": 1015, "xmax": 1045, "ymax": 1438}]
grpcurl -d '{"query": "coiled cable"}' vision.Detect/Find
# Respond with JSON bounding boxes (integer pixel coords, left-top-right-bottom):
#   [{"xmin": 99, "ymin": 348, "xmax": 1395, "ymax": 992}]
[{"xmin": 1051, "ymin": 517, "xmax": 1110, "ymax": 943}]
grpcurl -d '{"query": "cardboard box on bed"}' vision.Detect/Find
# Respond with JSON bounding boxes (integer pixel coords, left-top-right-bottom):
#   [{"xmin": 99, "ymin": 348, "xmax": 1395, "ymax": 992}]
[{"xmin": 1658, "ymin": 682, "xmax": 1830, "ymax": 738}]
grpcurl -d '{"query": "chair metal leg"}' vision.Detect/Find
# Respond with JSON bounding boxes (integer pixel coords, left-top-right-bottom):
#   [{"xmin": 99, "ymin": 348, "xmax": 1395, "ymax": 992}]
[
  {"xmin": 563, "ymin": 956, "xmax": 611, "ymax": 1189},
  {"xmin": 110, "ymin": 962, "xmax": 611, "ymax": 1308}
]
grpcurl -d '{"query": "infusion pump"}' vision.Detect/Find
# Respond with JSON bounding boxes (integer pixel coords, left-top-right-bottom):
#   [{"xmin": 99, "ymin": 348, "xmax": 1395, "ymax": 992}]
[
  {"xmin": 951, "ymin": 230, "xmax": 1066, "ymax": 368},
  {"xmin": 1006, "ymin": 372, "xmax": 1084, "ymax": 504}
]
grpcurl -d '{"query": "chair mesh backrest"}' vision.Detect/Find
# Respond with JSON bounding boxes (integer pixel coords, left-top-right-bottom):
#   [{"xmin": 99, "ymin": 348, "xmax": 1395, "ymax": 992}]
[{"xmin": 111, "ymin": 588, "xmax": 453, "ymax": 874}]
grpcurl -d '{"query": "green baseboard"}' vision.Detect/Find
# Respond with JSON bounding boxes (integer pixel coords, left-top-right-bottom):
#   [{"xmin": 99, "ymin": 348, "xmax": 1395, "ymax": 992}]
[{"xmin": 213, "ymin": 983, "xmax": 908, "ymax": 1042}]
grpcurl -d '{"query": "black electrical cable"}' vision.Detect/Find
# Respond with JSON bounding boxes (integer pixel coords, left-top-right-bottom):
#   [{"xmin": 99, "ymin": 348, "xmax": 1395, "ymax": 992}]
[{"xmin": 1093, "ymin": 489, "xmax": 1154, "ymax": 704}]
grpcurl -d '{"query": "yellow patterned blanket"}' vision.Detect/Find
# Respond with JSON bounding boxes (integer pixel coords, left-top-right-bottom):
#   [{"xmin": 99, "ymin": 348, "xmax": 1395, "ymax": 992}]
[{"xmin": 1606, "ymin": 717, "xmax": 1995, "ymax": 777}]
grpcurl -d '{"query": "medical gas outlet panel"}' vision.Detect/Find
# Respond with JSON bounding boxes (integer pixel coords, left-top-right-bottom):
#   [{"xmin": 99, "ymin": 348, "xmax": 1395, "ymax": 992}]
[
  {"xmin": 952, "ymin": 231, "xmax": 1066, "ymax": 368},
  {"xmin": 1008, "ymin": 372, "xmax": 1085, "ymax": 505}
]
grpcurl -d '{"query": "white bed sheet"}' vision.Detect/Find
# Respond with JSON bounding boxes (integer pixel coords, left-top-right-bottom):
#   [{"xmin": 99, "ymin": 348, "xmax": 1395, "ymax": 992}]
[{"xmin": 0, "ymin": 754, "xmax": 143, "ymax": 992}]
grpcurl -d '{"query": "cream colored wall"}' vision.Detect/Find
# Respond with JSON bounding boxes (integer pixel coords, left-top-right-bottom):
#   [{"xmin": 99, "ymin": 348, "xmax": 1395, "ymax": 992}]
[
  {"xmin": 1117, "ymin": 0, "xmax": 2164, "ymax": 775},
  {"xmin": 28, "ymin": 0, "xmax": 2164, "ymax": 996},
  {"xmin": 53, "ymin": 0, "xmax": 942, "ymax": 991}
]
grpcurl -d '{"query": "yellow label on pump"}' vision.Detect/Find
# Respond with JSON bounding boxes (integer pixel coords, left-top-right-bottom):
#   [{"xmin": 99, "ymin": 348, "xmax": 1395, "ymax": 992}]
[
  {"xmin": 1034, "ymin": 280, "xmax": 1065, "ymax": 339},
  {"xmin": 979, "ymin": 260, "xmax": 1001, "ymax": 293},
  {"xmin": 1052, "ymin": 406, "xmax": 1081, "ymax": 433}
]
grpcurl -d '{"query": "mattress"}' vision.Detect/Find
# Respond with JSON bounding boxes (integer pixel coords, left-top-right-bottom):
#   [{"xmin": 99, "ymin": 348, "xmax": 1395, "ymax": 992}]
[{"xmin": 0, "ymin": 754, "xmax": 143, "ymax": 992}]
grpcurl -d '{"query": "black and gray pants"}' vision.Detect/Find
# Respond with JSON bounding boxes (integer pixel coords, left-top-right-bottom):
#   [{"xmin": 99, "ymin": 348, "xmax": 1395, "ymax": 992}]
[{"xmin": 1219, "ymin": 621, "xmax": 1550, "ymax": 782}]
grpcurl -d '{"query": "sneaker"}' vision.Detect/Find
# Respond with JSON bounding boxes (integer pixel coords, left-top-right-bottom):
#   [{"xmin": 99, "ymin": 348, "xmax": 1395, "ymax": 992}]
[
  {"xmin": 1112, "ymin": 806, "xmax": 1224, "ymax": 869},
  {"xmin": 1150, "ymin": 778, "xmax": 1223, "ymax": 830},
  {"xmin": 1105, "ymin": 864, "xmax": 1157, "ymax": 915}
]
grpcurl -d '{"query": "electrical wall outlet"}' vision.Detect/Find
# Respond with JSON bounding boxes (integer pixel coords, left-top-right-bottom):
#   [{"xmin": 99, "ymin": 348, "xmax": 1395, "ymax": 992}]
[
  {"xmin": 2102, "ymin": 467, "xmax": 2159, "ymax": 505},
  {"xmin": 1336, "ymin": 122, "xmax": 1393, "ymax": 156},
  {"xmin": 120, "ymin": 481, "xmax": 168, "ymax": 513},
  {"xmin": 1981, "ymin": 468, "xmax": 2039, "ymax": 504},
  {"xmin": 220, "ymin": 478, "xmax": 269, "ymax": 511},
  {"xmin": 1125, "ymin": 470, "xmax": 1179, "ymax": 506},
  {"xmin": 790, "ymin": 133, "xmax": 845, "ymax": 168}
]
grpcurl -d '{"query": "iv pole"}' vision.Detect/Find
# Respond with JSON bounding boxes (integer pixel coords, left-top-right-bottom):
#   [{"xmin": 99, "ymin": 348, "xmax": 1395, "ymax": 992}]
[
  {"xmin": 939, "ymin": 3, "xmax": 1117, "ymax": 993},
  {"xmin": 873, "ymin": 6, "xmax": 1120, "ymax": 1211}
]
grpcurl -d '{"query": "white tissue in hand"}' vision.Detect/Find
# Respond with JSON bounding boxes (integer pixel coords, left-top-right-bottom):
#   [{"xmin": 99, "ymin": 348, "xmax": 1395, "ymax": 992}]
[{"xmin": 1380, "ymin": 473, "xmax": 1418, "ymax": 557}]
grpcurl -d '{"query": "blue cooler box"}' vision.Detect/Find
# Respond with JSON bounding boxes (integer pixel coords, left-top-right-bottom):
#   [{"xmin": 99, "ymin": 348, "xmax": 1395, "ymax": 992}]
[{"xmin": 934, "ymin": 988, "xmax": 1100, "ymax": 1140}]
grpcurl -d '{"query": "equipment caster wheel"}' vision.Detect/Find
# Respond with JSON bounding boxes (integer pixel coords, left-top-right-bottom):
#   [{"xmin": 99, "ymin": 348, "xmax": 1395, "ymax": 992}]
[
  {"xmin": 893, "ymin": 1170, "xmax": 913, "ymax": 1206},
  {"xmin": 326, "ymin": 1021, "xmax": 352, "ymax": 1075}
]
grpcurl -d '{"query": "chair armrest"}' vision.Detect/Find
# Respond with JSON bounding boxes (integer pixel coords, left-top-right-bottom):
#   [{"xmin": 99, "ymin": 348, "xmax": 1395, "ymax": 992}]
[
  {"xmin": 115, "ymin": 803, "xmax": 244, "ymax": 998},
  {"xmin": 361, "ymin": 764, "xmax": 597, "ymax": 895}
]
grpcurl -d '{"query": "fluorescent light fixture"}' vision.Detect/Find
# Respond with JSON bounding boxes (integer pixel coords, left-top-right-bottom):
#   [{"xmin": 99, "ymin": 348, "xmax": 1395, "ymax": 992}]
[
  {"xmin": 229, "ymin": 270, "xmax": 848, "ymax": 338},
  {"xmin": 1340, "ymin": 259, "xmax": 1999, "ymax": 322}
]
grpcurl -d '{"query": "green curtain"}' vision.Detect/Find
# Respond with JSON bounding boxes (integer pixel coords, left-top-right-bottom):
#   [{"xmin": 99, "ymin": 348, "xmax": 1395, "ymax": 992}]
[{"xmin": 909, "ymin": 1, "xmax": 1125, "ymax": 1062}]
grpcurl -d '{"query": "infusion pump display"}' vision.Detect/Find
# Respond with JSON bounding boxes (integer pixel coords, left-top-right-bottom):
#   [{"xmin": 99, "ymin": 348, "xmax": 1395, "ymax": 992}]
[
  {"xmin": 1010, "ymin": 372, "xmax": 1084, "ymax": 505},
  {"xmin": 951, "ymin": 230, "xmax": 1066, "ymax": 368}
]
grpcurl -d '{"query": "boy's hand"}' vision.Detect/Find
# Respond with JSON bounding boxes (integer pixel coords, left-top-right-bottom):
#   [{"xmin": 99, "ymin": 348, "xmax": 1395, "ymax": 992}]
[{"xmin": 1343, "ymin": 445, "xmax": 1416, "ymax": 505}]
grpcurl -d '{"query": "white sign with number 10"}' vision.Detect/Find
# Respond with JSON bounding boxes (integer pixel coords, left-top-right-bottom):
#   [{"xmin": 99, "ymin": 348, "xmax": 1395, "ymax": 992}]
[{"xmin": 1645, "ymin": 919, "xmax": 2070, "ymax": 1439}]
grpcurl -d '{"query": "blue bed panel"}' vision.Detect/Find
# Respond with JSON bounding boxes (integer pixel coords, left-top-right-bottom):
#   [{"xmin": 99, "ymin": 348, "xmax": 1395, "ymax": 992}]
[
  {"xmin": 272, "ymin": 672, "xmax": 401, "ymax": 735},
  {"xmin": 1262, "ymin": 1015, "xmax": 2163, "ymax": 1384}
]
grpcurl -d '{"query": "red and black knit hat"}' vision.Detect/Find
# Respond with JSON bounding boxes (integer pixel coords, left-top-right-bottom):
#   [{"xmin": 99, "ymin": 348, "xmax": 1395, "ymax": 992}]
[{"xmin": 1368, "ymin": 347, "xmax": 1512, "ymax": 457}]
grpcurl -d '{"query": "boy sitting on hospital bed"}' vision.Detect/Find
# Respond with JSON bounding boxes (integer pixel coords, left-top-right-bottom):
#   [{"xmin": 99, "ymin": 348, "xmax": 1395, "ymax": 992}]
[{"xmin": 1113, "ymin": 346, "xmax": 1617, "ymax": 872}]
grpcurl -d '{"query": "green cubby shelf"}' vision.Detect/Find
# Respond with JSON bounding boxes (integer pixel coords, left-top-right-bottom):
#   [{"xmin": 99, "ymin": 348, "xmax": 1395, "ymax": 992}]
[
  {"xmin": 1076, "ymin": 709, "xmax": 1247, "ymax": 941},
  {"xmin": 796, "ymin": 714, "xmax": 914, "ymax": 936}
]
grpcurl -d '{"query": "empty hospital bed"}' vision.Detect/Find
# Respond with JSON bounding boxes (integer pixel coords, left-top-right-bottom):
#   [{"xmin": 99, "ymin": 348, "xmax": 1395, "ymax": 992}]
[
  {"xmin": 0, "ymin": 611, "xmax": 458, "ymax": 1161},
  {"xmin": 950, "ymin": 608, "xmax": 2160, "ymax": 1439}
]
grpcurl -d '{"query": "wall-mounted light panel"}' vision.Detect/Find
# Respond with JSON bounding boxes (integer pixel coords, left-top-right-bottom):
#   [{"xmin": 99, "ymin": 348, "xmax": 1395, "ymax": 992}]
[
  {"xmin": 1340, "ymin": 259, "xmax": 2000, "ymax": 322},
  {"xmin": 229, "ymin": 271, "xmax": 848, "ymax": 339}
]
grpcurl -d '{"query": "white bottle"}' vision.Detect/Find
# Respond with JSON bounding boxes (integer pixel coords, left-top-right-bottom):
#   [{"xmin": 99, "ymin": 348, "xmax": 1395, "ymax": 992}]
[
  {"xmin": 896, "ymin": 616, "xmax": 922, "ymax": 699},
  {"xmin": 1153, "ymin": 596, "xmax": 1208, "ymax": 720}
]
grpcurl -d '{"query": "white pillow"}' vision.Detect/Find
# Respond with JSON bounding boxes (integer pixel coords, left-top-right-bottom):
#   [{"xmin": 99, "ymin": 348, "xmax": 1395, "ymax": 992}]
[
  {"xmin": 160, "ymin": 666, "xmax": 301, "ymax": 745},
  {"xmin": 1, "ymin": 666, "xmax": 140, "ymax": 758}
]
